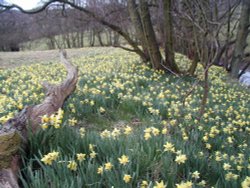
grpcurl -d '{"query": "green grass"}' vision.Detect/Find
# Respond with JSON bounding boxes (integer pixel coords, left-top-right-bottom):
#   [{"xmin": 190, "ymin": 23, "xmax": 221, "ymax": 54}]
[{"xmin": 0, "ymin": 47, "xmax": 249, "ymax": 187}]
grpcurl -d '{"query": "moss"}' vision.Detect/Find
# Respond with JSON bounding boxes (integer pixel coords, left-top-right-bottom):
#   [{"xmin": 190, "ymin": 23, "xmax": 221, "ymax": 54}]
[{"xmin": 0, "ymin": 130, "xmax": 22, "ymax": 169}]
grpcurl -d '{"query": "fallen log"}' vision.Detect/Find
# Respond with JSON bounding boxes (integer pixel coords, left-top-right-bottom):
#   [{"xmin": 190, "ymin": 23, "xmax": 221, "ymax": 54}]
[{"xmin": 0, "ymin": 50, "xmax": 78, "ymax": 188}]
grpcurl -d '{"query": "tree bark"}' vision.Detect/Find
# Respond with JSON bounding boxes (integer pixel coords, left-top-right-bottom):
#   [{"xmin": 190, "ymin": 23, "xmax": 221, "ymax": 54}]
[
  {"xmin": 127, "ymin": 0, "xmax": 150, "ymax": 62},
  {"xmin": 71, "ymin": 33, "xmax": 77, "ymax": 48},
  {"xmin": 89, "ymin": 29, "xmax": 95, "ymax": 47},
  {"xmin": 97, "ymin": 31, "xmax": 104, "ymax": 46},
  {"xmin": 65, "ymin": 34, "xmax": 71, "ymax": 48},
  {"xmin": 199, "ymin": 67, "xmax": 209, "ymax": 119},
  {"xmin": 0, "ymin": 51, "xmax": 78, "ymax": 188},
  {"xmin": 231, "ymin": 0, "xmax": 250, "ymax": 78},
  {"xmin": 113, "ymin": 32, "xmax": 120, "ymax": 46},
  {"xmin": 163, "ymin": 0, "xmax": 180, "ymax": 73},
  {"xmin": 188, "ymin": 55, "xmax": 199, "ymax": 75},
  {"xmin": 106, "ymin": 30, "xmax": 112, "ymax": 46},
  {"xmin": 47, "ymin": 36, "xmax": 56, "ymax": 50},
  {"xmin": 80, "ymin": 31, "xmax": 84, "ymax": 47},
  {"xmin": 139, "ymin": 0, "xmax": 163, "ymax": 70}
]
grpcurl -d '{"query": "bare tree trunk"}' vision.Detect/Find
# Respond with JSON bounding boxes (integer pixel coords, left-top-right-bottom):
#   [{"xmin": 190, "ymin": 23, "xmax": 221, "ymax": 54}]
[
  {"xmin": 199, "ymin": 67, "xmax": 209, "ymax": 118},
  {"xmin": 0, "ymin": 51, "xmax": 78, "ymax": 188},
  {"xmin": 224, "ymin": 0, "xmax": 232, "ymax": 71},
  {"xmin": 109, "ymin": 30, "xmax": 112, "ymax": 46},
  {"xmin": 65, "ymin": 34, "xmax": 71, "ymax": 48},
  {"xmin": 71, "ymin": 33, "xmax": 77, "ymax": 48},
  {"xmin": 47, "ymin": 36, "xmax": 56, "ymax": 50},
  {"xmin": 113, "ymin": 32, "xmax": 120, "ymax": 46},
  {"xmin": 163, "ymin": 0, "xmax": 180, "ymax": 73},
  {"xmin": 62, "ymin": 35, "xmax": 67, "ymax": 49},
  {"xmin": 105, "ymin": 30, "xmax": 111, "ymax": 46},
  {"xmin": 188, "ymin": 54, "xmax": 199, "ymax": 75},
  {"xmin": 231, "ymin": 0, "xmax": 250, "ymax": 78},
  {"xmin": 97, "ymin": 31, "xmax": 104, "ymax": 46},
  {"xmin": 80, "ymin": 31, "xmax": 84, "ymax": 47},
  {"xmin": 76, "ymin": 32, "xmax": 81, "ymax": 48},
  {"xmin": 127, "ymin": 0, "xmax": 150, "ymax": 62},
  {"xmin": 89, "ymin": 29, "xmax": 95, "ymax": 47},
  {"xmin": 76, "ymin": 32, "xmax": 80, "ymax": 48},
  {"xmin": 139, "ymin": 0, "xmax": 163, "ymax": 70}
]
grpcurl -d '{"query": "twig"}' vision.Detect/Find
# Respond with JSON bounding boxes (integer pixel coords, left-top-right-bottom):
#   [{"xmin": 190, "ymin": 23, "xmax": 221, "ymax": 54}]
[
  {"xmin": 112, "ymin": 45, "xmax": 137, "ymax": 52},
  {"xmin": 160, "ymin": 60, "xmax": 180, "ymax": 77},
  {"xmin": 182, "ymin": 79, "xmax": 200, "ymax": 107}
]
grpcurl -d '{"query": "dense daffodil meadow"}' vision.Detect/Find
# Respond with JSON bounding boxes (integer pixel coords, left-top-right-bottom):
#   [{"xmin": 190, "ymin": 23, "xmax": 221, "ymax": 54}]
[{"xmin": 0, "ymin": 48, "xmax": 249, "ymax": 188}]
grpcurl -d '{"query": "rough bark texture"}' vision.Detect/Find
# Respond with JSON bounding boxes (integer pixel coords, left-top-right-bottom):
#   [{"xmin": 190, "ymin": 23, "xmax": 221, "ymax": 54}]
[
  {"xmin": 127, "ymin": 0, "xmax": 150, "ymax": 62},
  {"xmin": 139, "ymin": 0, "xmax": 163, "ymax": 70},
  {"xmin": 231, "ymin": 0, "xmax": 250, "ymax": 78},
  {"xmin": 0, "ymin": 51, "xmax": 78, "ymax": 188},
  {"xmin": 163, "ymin": 0, "xmax": 180, "ymax": 73},
  {"xmin": 188, "ymin": 56, "xmax": 199, "ymax": 75},
  {"xmin": 199, "ymin": 67, "xmax": 209, "ymax": 119}
]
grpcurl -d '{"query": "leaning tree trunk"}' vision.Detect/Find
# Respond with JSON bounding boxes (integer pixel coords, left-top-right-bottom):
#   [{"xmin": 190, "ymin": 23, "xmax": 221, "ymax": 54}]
[
  {"xmin": 0, "ymin": 51, "xmax": 78, "ymax": 188},
  {"xmin": 231, "ymin": 0, "xmax": 250, "ymax": 78},
  {"xmin": 89, "ymin": 29, "xmax": 96, "ymax": 47},
  {"xmin": 139, "ymin": 0, "xmax": 164, "ymax": 70},
  {"xmin": 97, "ymin": 31, "xmax": 104, "ymax": 46},
  {"xmin": 127, "ymin": 0, "xmax": 150, "ymax": 62}
]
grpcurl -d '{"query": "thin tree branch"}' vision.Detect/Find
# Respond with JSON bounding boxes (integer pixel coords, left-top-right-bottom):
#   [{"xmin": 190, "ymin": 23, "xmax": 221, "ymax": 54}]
[{"xmin": 112, "ymin": 45, "xmax": 137, "ymax": 52}]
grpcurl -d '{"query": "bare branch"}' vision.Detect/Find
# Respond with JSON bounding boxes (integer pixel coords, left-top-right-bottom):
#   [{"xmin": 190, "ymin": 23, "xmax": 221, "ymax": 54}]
[{"xmin": 112, "ymin": 45, "xmax": 137, "ymax": 52}]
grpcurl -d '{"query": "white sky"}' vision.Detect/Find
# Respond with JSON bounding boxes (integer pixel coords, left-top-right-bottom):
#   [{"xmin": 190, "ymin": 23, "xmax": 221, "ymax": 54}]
[{"xmin": 8, "ymin": 0, "xmax": 42, "ymax": 10}]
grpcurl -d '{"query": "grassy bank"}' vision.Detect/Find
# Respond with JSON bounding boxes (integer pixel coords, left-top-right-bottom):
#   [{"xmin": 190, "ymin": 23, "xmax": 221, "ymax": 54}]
[{"xmin": 0, "ymin": 48, "xmax": 249, "ymax": 187}]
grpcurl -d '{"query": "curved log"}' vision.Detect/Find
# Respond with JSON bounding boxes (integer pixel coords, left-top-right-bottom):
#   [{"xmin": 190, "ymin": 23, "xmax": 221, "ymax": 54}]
[{"xmin": 0, "ymin": 50, "xmax": 78, "ymax": 187}]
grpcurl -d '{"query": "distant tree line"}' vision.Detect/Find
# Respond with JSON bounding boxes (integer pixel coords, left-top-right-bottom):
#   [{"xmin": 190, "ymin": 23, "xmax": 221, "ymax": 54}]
[
  {"xmin": 0, "ymin": 0, "xmax": 249, "ymax": 79},
  {"xmin": 0, "ymin": 1, "xmax": 128, "ymax": 51}
]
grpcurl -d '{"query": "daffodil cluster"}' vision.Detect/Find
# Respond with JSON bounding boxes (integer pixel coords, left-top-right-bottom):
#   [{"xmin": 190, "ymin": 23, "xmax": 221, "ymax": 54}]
[
  {"xmin": 40, "ymin": 108, "xmax": 64, "ymax": 129},
  {"xmin": 1, "ymin": 48, "xmax": 249, "ymax": 187}
]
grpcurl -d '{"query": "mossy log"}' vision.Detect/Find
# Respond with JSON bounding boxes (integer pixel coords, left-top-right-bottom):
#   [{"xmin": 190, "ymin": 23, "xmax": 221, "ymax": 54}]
[{"xmin": 0, "ymin": 51, "xmax": 78, "ymax": 188}]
